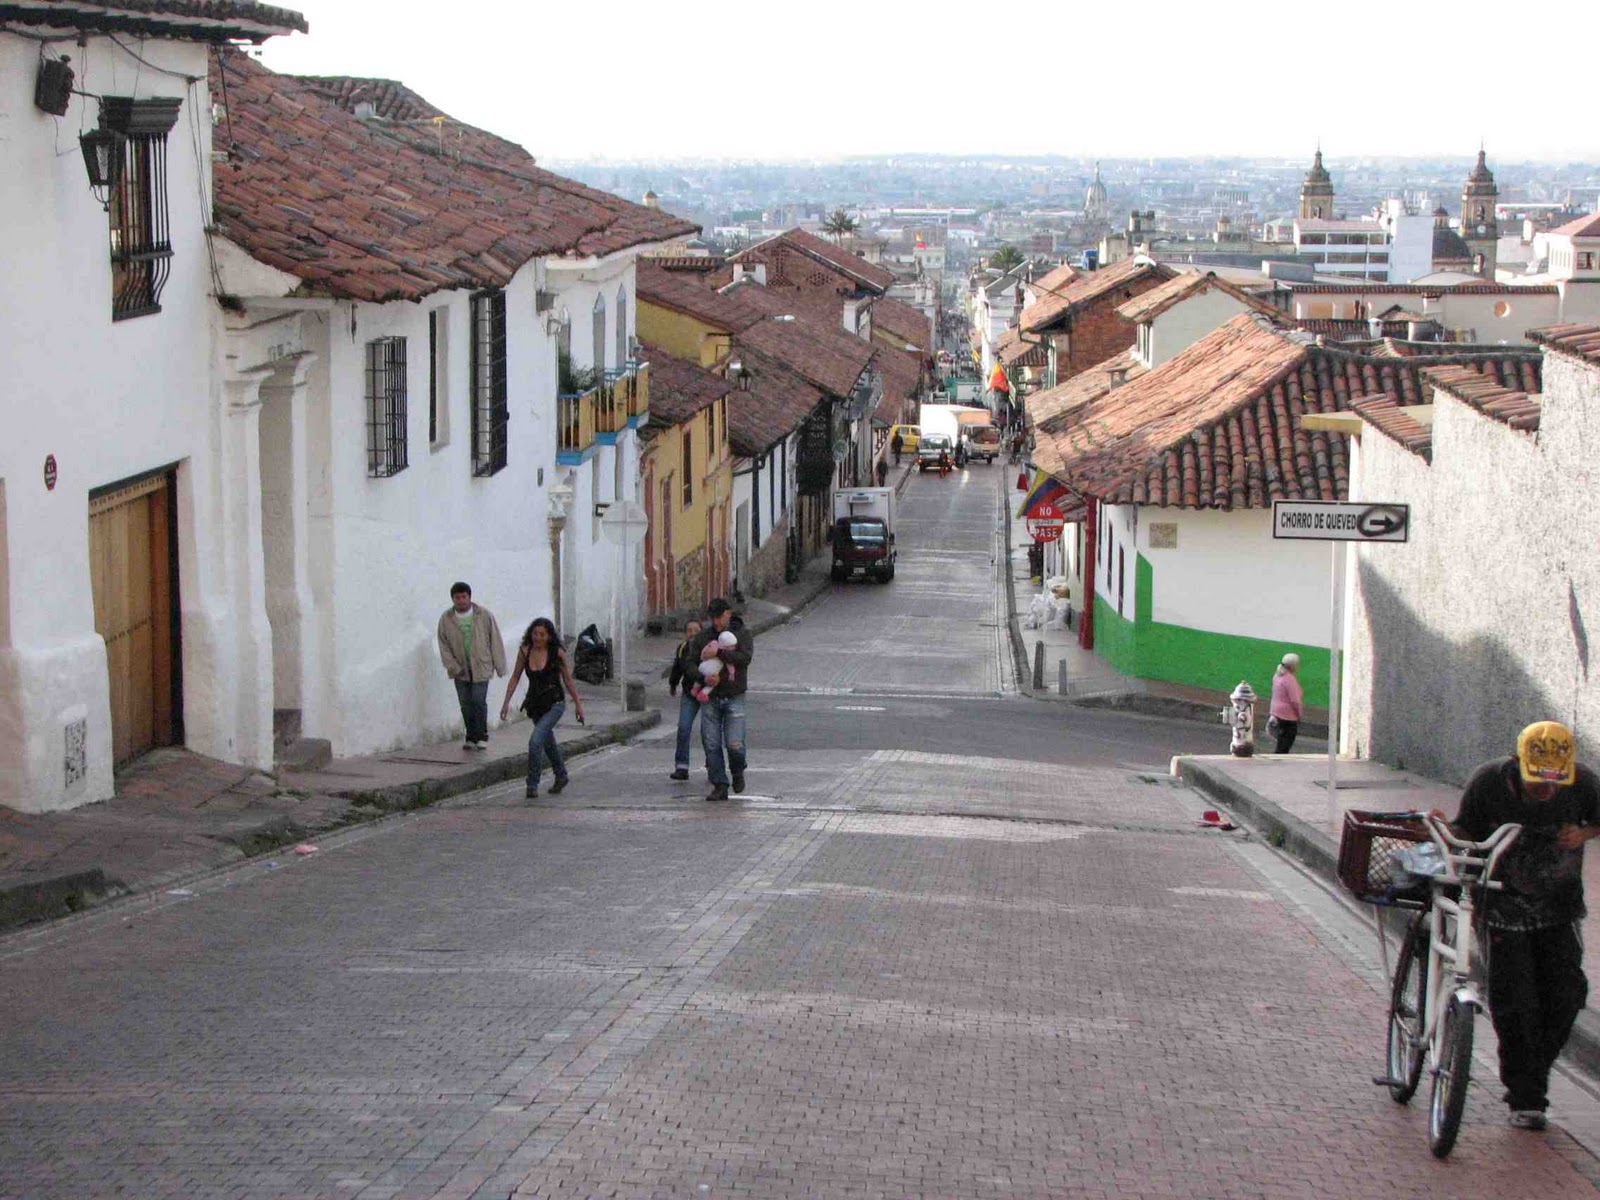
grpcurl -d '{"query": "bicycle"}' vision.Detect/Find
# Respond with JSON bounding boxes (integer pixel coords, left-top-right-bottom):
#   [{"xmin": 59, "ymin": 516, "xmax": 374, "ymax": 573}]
[{"xmin": 1337, "ymin": 809, "xmax": 1520, "ymax": 1158}]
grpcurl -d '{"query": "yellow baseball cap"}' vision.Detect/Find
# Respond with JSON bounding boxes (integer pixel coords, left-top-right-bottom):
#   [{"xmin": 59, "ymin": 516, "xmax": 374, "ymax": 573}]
[{"xmin": 1517, "ymin": 720, "xmax": 1576, "ymax": 785}]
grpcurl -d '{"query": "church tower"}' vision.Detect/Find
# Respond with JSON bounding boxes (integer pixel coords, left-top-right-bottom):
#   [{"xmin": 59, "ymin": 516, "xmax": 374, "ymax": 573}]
[
  {"xmin": 1299, "ymin": 149, "xmax": 1335, "ymax": 220},
  {"xmin": 1460, "ymin": 149, "xmax": 1499, "ymax": 278},
  {"xmin": 1084, "ymin": 162, "xmax": 1108, "ymax": 226}
]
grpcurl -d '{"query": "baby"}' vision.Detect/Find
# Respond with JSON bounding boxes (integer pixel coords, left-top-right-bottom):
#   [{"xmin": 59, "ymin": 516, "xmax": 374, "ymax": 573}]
[{"xmin": 690, "ymin": 631, "xmax": 740, "ymax": 702}]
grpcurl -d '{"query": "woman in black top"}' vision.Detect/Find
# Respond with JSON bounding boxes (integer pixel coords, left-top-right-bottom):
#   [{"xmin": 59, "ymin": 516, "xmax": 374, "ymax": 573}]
[{"xmin": 500, "ymin": 617, "xmax": 585, "ymax": 798}]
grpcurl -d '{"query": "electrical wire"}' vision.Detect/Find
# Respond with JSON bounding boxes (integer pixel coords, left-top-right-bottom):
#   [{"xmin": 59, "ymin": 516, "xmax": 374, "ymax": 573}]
[{"xmin": 107, "ymin": 33, "xmax": 200, "ymax": 84}]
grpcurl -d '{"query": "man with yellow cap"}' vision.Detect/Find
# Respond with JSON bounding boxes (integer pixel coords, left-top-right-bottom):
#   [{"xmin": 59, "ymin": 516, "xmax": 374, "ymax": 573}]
[{"xmin": 1453, "ymin": 721, "xmax": 1599, "ymax": 1130}]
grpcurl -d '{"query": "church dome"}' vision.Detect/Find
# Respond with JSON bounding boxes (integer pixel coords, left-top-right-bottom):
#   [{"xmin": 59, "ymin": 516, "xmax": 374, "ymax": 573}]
[
  {"xmin": 1304, "ymin": 149, "xmax": 1331, "ymax": 186},
  {"xmin": 1467, "ymin": 149, "xmax": 1495, "ymax": 186}
]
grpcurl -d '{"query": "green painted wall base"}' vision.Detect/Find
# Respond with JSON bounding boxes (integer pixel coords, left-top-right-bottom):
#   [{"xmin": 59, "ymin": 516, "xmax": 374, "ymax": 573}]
[{"xmin": 1094, "ymin": 553, "xmax": 1329, "ymax": 701}]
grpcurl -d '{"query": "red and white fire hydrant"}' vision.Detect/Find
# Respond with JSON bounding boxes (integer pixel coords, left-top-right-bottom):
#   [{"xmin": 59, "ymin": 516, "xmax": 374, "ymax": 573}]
[{"xmin": 1222, "ymin": 680, "xmax": 1257, "ymax": 757}]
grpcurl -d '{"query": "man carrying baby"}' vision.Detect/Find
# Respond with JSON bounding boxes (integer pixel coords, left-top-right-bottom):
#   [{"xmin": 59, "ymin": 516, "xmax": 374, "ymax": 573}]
[{"xmin": 687, "ymin": 598, "xmax": 754, "ymax": 803}]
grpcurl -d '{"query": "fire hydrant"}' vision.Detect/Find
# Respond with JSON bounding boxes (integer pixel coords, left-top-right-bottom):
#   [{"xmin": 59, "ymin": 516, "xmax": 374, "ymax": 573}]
[{"xmin": 1221, "ymin": 680, "xmax": 1257, "ymax": 757}]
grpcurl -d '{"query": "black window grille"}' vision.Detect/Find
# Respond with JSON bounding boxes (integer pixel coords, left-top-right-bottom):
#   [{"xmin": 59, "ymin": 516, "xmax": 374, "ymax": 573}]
[
  {"xmin": 470, "ymin": 289, "xmax": 508, "ymax": 476},
  {"xmin": 365, "ymin": 337, "xmax": 408, "ymax": 478},
  {"xmin": 102, "ymin": 97, "xmax": 181, "ymax": 321},
  {"xmin": 428, "ymin": 310, "xmax": 439, "ymax": 445},
  {"xmin": 682, "ymin": 426, "xmax": 694, "ymax": 508}
]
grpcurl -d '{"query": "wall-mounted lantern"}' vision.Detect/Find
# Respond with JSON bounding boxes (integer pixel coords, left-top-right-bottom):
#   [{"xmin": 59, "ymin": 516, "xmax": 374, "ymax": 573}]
[{"xmin": 78, "ymin": 126, "xmax": 125, "ymax": 210}]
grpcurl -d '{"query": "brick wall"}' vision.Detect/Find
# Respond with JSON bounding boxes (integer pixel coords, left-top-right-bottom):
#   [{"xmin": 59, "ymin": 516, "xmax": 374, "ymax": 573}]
[{"xmin": 1062, "ymin": 274, "xmax": 1171, "ymax": 380}]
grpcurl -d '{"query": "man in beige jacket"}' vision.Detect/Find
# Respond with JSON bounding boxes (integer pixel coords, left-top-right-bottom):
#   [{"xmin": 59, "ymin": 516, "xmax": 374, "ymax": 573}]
[{"xmin": 437, "ymin": 581, "xmax": 507, "ymax": 750}]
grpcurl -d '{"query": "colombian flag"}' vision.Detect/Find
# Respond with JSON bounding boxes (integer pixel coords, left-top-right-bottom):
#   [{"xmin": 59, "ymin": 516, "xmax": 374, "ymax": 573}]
[
  {"xmin": 1016, "ymin": 469, "xmax": 1070, "ymax": 519},
  {"xmin": 989, "ymin": 363, "xmax": 1011, "ymax": 393}
]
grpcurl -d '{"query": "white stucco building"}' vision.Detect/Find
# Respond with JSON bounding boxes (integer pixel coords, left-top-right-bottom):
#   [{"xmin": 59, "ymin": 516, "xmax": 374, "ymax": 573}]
[{"xmin": 0, "ymin": 2, "xmax": 308, "ymax": 813}]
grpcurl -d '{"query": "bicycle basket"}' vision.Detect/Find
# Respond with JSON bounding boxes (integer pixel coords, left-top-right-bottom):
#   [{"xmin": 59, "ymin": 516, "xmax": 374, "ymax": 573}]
[{"xmin": 1337, "ymin": 810, "xmax": 1430, "ymax": 906}]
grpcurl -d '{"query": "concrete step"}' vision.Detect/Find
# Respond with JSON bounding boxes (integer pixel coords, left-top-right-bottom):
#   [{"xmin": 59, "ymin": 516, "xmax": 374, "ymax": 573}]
[{"xmin": 275, "ymin": 737, "xmax": 332, "ymax": 773}]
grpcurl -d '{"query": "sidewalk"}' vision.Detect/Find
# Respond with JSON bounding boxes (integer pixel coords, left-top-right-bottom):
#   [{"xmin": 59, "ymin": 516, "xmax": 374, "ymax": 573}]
[
  {"xmin": 0, "ymin": 552, "xmax": 838, "ymax": 933},
  {"xmin": 1175, "ymin": 751, "xmax": 1600, "ymax": 1072}
]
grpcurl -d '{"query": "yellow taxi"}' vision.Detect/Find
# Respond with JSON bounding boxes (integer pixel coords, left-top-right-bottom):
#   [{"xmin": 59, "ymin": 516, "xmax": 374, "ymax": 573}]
[{"xmin": 887, "ymin": 424, "xmax": 921, "ymax": 453}]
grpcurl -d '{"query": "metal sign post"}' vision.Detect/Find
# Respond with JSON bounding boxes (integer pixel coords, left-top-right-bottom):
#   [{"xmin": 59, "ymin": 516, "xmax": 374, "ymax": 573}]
[{"xmin": 1272, "ymin": 500, "xmax": 1410, "ymax": 826}]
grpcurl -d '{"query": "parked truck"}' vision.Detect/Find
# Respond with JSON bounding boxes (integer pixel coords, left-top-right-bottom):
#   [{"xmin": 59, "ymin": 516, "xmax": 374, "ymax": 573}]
[{"xmin": 830, "ymin": 487, "xmax": 896, "ymax": 583}]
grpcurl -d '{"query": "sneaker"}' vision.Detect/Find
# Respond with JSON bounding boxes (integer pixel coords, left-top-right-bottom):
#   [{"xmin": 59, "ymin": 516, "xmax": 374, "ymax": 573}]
[
  {"xmin": 463, "ymin": 742, "xmax": 478, "ymax": 751},
  {"xmin": 706, "ymin": 784, "xmax": 730, "ymax": 802},
  {"xmin": 1509, "ymin": 1110, "xmax": 1548, "ymax": 1130},
  {"xmin": 549, "ymin": 776, "xmax": 568, "ymax": 795},
  {"xmin": 525, "ymin": 787, "xmax": 538, "ymax": 799},
  {"xmin": 475, "ymin": 739, "xmax": 491, "ymax": 749},
  {"xmin": 670, "ymin": 768, "xmax": 690, "ymax": 781},
  {"xmin": 731, "ymin": 770, "xmax": 746, "ymax": 795}
]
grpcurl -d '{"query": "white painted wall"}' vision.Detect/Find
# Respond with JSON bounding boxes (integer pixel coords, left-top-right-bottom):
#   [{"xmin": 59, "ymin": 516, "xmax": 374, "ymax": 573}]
[
  {"xmin": 1139, "ymin": 507, "xmax": 1331, "ymax": 647},
  {"xmin": 0, "ymin": 33, "xmax": 247, "ymax": 811},
  {"xmin": 1146, "ymin": 290, "xmax": 1254, "ymax": 369}
]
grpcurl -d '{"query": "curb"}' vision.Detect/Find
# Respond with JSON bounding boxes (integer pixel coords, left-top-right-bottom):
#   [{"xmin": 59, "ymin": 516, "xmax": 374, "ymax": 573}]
[
  {"xmin": 1174, "ymin": 755, "xmax": 1600, "ymax": 1082},
  {"xmin": 0, "ymin": 711, "xmax": 662, "ymax": 935}
]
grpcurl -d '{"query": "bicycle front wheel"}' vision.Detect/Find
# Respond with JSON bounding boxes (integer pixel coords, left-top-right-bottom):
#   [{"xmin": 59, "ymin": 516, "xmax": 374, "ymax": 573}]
[
  {"xmin": 1386, "ymin": 916, "xmax": 1428, "ymax": 1103},
  {"xmin": 1428, "ymin": 995, "xmax": 1475, "ymax": 1158}
]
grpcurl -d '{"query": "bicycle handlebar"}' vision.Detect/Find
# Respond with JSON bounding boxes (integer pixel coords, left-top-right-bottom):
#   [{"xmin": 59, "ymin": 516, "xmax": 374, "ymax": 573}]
[{"xmin": 1421, "ymin": 812, "xmax": 1521, "ymax": 888}]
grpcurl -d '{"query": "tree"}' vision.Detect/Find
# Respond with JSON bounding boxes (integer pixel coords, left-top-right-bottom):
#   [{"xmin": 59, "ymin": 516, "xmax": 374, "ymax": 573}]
[
  {"xmin": 823, "ymin": 207, "xmax": 859, "ymax": 243},
  {"xmin": 990, "ymin": 244, "xmax": 1024, "ymax": 272}
]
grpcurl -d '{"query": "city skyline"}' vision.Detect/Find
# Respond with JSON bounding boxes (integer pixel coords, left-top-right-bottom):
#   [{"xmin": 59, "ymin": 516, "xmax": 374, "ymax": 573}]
[{"xmin": 260, "ymin": 0, "xmax": 1600, "ymax": 162}]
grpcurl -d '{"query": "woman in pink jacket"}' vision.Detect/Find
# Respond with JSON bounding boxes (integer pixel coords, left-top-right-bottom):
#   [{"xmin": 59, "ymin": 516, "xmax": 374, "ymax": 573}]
[{"xmin": 1269, "ymin": 652, "xmax": 1304, "ymax": 753}]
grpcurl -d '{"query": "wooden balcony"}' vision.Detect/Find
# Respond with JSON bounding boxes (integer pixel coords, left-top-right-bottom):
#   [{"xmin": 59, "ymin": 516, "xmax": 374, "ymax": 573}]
[{"xmin": 557, "ymin": 389, "xmax": 596, "ymax": 464}]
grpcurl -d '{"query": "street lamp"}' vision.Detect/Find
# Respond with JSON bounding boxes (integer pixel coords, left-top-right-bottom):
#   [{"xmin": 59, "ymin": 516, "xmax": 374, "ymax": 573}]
[{"xmin": 78, "ymin": 126, "xmax": 125, "ymax": 210}]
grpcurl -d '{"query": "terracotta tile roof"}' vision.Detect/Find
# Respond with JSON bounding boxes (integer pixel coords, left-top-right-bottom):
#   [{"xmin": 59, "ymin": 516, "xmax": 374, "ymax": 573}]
[
  {"xmin": 1, "ymin": 0, "xmax": 306, "ymax": 38},
  {"xmin": 1352, "ymin": 397, "xmax": 1433, "ymax": 461},
  {"xmin": 1032, "ymin": 312, "xmax": 1542, "ymax": 510},
  {"xmin": 730, "ymin": 228, "xmax": 895, "ymax": 294},
  {"xmin": 213, "ymin": 54, "xmax": 695, "ymax": 303},
  {"xmin": 1424, "ymin": 365, "xmax": 1542, "ymax": 433},
  {"xmin": 643, "ymin": 255, "xmax": 726, "ymax": 273},
  {"xmin": 1284, "ymin": 281, "xmax": 1559, "ymax": 296},
  {"xmin": 297, "ymin": 75, "xmax": 438, "ymax": 120},
  {"xmin": 1116, "ymin": 271, "xmax": 1279, "ymax": 325},
  {"xmin": 1019, "ymin": 258, "xmax": 1173, "ymax": 333},
  {"xmin": 726, "ymin": 347, "xmax": 825, "ymax": 457},
  {"xmin": 725, "ymin": 286, "xmax": 875, "ymax": 399},
  {"xmin": 1026, "ymin": 351, "xmax": 1146, "ymax": 440},
  {"xmin": 1549, "ymin": 212, "xmax": 1600, "ymax": 238},
  {"xmin": 874, "ymin": 343, "xmax": 923, "ymax": 403},
  {"xmin": 995, "ymin": 327, "xmax": 1048, "ymax": 369},
  {"xmin": 1028, "ymin": 262, "xmax": 1080, "ymax": 296},
  {"xmin": 1529, "ymin": 323, "xmax": 1600, "ymax": 367},
  {"xmin": 637, "ymin": 262, "xmax": 760, "ymax": 334},
  {"xmin": 871, "ymin": 297, "xmax": 932, "ymax": 351},
  {"xmin": 640, "ymin": 344, "xmax": 732, "ymax": 428}
]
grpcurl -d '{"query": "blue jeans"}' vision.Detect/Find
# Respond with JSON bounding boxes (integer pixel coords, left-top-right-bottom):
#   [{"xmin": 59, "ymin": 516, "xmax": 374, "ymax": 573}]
[
  {"xmin": 700, "ymin": 695, "xmax": 747, "ymax": 786},
  {"xmin": 674, "ymin": 692, "xmax": 701, "ymax": 770},
  {"xmin": 455, "ymin": 680, "xmax": 489, "ymax": 742},
  {"xmin": 526, "ymin": 702, "xmax": 567, "ymax": 789}
]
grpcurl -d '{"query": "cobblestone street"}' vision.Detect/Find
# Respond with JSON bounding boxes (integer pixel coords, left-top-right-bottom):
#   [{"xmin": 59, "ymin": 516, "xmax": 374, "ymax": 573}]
[{"xmin": 3, "ymin": 468, "xmax": 1598, "ymax": 1199}]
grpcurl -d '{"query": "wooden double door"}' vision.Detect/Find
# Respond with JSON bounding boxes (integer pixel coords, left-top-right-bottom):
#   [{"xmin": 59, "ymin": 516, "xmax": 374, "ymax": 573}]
[{"xmin": 88, "ymin": 471, "xmax": 180, "ymax": 766}]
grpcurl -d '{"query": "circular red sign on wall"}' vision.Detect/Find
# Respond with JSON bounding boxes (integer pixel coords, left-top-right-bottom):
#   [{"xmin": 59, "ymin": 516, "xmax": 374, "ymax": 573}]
[
  {"xmin": 1026, "ymin": 502, "xmax": 1065, "ymax": 543},
  {"xmin": 43, "ymin": 454, "xmax": 57, "ymax": 491}
]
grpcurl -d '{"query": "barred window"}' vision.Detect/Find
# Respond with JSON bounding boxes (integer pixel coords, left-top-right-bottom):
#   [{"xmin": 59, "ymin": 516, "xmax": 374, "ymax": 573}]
[
  {"xmin": 682, "ymin": 426, "xmax": 693, "ymax": 508},
  {"xmin": 470, "ymin": 289, "xmax": 508, "ymax": 477},
  {"xmin": 365, "ymin": 337, "xmax": 408, "ymax": 478},
  {"xmin": 428, "ymin": 308, "xmax": 449, "ymax": 448},
  {"xmin": 102, "ymin": 97, "xmax": 181, "ymax": 321}
]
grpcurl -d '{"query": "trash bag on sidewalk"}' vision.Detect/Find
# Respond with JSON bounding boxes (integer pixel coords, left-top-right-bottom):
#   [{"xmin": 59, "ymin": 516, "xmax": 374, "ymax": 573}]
[{"xmin": 572, "ymin": 624, "xmax": 612, "ymax": 684}]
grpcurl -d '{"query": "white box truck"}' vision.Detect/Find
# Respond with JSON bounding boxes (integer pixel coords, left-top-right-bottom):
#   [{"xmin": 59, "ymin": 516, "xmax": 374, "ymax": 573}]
[{"xmin": 830, "ymin": 487, "xmax": 897, "ymax": 583}]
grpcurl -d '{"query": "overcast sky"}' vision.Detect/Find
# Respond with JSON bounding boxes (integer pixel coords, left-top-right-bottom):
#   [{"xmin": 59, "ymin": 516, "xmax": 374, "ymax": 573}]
[{"xmin": 259, "ymin": 0, "xmax": 1597, "ymax": 163}]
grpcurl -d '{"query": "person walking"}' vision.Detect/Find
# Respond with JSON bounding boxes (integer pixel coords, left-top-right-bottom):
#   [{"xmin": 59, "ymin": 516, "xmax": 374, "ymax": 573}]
[
  {"xmin": 500, "ymin": 617, "xmax": 585, "ymax": 798},
  {"xmin": 891, "ymin": 429, "xmax": 904, "ymax": 465},
  {"xmin": 688, "ymin": 598, "xmax": 752, "ymax": 802},
  {"xmin": 1452, "ymin": 721, "xmax": 1599, "ymax": 1129},
  {"xmin": 1268, "ymin": 652, "xmax": 1303, "ymax": 752},
  {"xmin": 875, "ymin": 458, "xmax": 889, "ymax": 487},
  {"xmin": 666, "ymin": 617, "xmax": 704, "ymax": 782},
  {"xmin": 437, "ymin": 582, "xmax": 507, "ymax": 751}
]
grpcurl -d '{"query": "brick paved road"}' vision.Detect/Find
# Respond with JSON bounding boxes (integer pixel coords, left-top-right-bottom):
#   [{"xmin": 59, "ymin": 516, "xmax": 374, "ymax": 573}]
[{"xmin": 3, "ymin": 466, "xmax": 1598, "ymax": 1199}]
